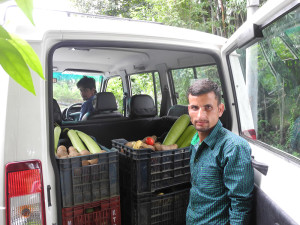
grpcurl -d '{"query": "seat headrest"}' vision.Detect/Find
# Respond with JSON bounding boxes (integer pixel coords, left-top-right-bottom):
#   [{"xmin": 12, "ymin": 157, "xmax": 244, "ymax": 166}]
[
  {"xmin": 129, "ymin": 94, "xmax": 157, "ymax": 118},
  {"xmin": 93, "ymin": 92, "xmax": 118, "ymax": 112},
  {"xmin": 167, "ymin": 105, "xmax": 188, "ymax": 117}
]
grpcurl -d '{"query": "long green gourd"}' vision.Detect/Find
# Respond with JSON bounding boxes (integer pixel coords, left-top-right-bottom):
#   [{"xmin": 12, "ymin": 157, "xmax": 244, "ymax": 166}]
[
  {"xmin": 67, "ymin": 129, "xmax": 87, "ymax": 152},
  {"xmin": 178, "ymin": 125, "xmax": 197, "ymax": 148},
  {"xmin": 163, "ymin": 114, "xmax": 191, "ymax": 145},
  {"xmin": 76, "ymin": 130, "xmax": 102, "ymax": 154},
  {"xmin": 176, "ymin": 125, "xmax": 197, "ymax": 148},
  {"xmin": 54, "ymin": 125, "xmax": 61, "ymax": 154}
]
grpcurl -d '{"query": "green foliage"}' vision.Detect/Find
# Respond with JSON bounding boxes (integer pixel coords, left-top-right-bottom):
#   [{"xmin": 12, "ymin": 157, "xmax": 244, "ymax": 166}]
[
  {"xmin": 15, "ymin": 0, "xmax": 34, "ymax": 25},
  {"xmin": 106, "ymin": 76, "xmax": 124, "ymax": 112},
  {"xmin": 0, "ymin": 0, "xmax": 44, "ymax": 95},
  {"xmin": 172, "ymin": 65, "xmax": 220, "ymax": 105},
  {"xmin": 71, "ymin": 0, "xmax": 248, "ymax": 38},
  {"xmin": 252, "ymin": 8, "xmax": 300, "ymax": 158}
]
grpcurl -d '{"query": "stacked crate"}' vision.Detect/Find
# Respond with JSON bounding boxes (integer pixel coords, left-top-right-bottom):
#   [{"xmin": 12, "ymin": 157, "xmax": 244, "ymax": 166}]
[
  {"xmin": 112, "ymin": 138, "xmax": 191, "ymax": 225},
  {"xmin": 56, "ymin": 146, "xmax": 121, "ymax": 225}
]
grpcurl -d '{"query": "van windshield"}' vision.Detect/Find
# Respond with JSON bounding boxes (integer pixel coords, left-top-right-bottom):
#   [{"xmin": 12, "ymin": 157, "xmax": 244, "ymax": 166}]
[
  {"xmin": 53, "ymin": 71, "xmax": 103, "ymax": 111},
  {"xmin": 229, "ymin": 7, "xmax": 300, "ymax": 159}
]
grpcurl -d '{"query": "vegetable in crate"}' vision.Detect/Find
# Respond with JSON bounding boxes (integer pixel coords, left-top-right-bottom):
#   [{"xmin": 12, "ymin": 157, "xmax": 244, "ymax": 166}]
[
  {"xmin": 163, "ymin": 114, "xmax": 191, "ymax": 145},
  {"xmin": 145, "ymin": 137, "xmax": 155, "ymax": 146},
  {"xmin": 67, "ymin": 129, "xmax": 87, "ymax": 152},
  {"xmin": 68, "ymin": 146, "xmax": 81, "ymax": 157},
  {"xmin": 133, "ymin": 140, "xmax": 143, "ymax": 149},
  {"xmin": 176, "ymin": 125, "xmax": 197, "ymax": 148},
  {"xmin": 56, "ymin": 145, "xmax": 68, "ymax": 158},
  {"xmin": 76, "ymin": 130, "xmax": 105, "ymax": 154},
  {"xmin": 154, "ymin": 143, "xmax": 178, "ymax": 151},
  {"xmin": 142, "ymin": 135, "xmax": 157, "ymax": 144},
  {"xmin": 54, "ymin": 124, "xmax": 61, "ymax": 154}
]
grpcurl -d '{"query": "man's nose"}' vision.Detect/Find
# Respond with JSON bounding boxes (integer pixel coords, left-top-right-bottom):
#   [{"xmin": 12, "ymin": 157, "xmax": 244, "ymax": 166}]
[{"xmin": 196, "ymin": 107, "xmax": 207, "ymax": 118}]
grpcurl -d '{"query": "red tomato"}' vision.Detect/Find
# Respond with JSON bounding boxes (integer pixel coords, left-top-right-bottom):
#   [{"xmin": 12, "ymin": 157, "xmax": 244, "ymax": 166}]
[{"xmin": 145, "ymin": 137, "xmax": 155, "ymax": 145}]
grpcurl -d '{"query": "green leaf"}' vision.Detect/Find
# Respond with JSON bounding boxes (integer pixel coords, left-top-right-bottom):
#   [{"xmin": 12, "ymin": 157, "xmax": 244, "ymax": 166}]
[
  {"xmin": 0, "ymin": 25, "xmax": 11, "ymax": 39},
  {"xmin": 9, "ymin": 34, "xmax": 44, "ymax": 80},
  {"xmin": 15, "ymin": 0, "xmax": 35, "ymax": 25},
  {"xmin": 0, "ymin": 38, "xmax": 35, "ymax": 95}
]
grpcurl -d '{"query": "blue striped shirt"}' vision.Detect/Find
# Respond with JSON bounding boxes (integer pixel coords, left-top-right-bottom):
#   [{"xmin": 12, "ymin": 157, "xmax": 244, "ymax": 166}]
[{"xmin": 186, "ymin": 120, "xmax": 254, "ymax": 225}]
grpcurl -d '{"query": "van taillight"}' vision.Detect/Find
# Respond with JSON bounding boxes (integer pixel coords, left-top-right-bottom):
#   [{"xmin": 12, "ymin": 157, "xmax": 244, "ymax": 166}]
[
  {"xmin": 5, "ymin": 160, "xmax": 46, "ymax": 225},
  {"xmin": 242, "ymin": 129, "xmax": 257, "ymax": 140}
]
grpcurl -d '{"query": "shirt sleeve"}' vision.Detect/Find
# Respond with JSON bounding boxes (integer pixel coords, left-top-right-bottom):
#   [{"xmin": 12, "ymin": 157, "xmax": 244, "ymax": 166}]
[
  {"xmin": 222, "ymin": 141, "xmax": 254, "ymax": 225},
  {"xmin": 79, "ymin": 101, "xmax": 88, "ymax": 121}
]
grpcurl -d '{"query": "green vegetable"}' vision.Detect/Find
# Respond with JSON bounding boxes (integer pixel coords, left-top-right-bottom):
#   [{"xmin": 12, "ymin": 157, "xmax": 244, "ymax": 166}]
[
  {"xmin": 76, "ymin": 130, "xmax": 102, "ymax": 154},
  {"xmin": 163, "ymin": 114, "xmax": 191, "ymax": 145},
  {"xmin": 177, "ymin": 125, "xmax": 197, "ymax": 148},
  {"xmin": 67, "ymin": 129, "xmax": 86, "ymax": 152},
  {"xmin": 54, "ymin": 125, "xmax": 61, "ymax": 154}
]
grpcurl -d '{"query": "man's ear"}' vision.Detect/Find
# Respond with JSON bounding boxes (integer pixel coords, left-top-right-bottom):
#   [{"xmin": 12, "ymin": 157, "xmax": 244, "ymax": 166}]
[{"xmin": 218, "ymin": 103, "xmax": 225, "ymax": 117}]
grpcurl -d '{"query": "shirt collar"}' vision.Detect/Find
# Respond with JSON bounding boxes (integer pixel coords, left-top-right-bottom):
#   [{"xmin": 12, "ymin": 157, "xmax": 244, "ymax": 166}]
[{"xmin": 191, "ymin": 120, "xmax": 223, "ymax": 150}]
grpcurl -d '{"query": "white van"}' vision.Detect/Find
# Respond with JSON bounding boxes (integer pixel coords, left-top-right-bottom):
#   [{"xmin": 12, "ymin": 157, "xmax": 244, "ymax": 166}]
[{"xmin": 1, "ymin": 0, "xmax": 299, "ymax": 224}]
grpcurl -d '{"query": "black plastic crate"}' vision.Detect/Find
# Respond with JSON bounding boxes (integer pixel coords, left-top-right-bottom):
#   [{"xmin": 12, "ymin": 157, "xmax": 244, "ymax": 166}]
[
  {"xmin": 121, "ymin": 185, "xmax": 190, "ymax": 225},
  {"xmin": 57, "ymin": 147, "xmax": 119, "ymax": 208},
  {"xmin": 112, "ymin": 139, "xmax": 190, "ymax": 194}
]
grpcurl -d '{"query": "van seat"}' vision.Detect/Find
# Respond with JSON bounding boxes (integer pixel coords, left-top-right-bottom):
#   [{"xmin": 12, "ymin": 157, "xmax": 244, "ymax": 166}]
[
  {"xmin": 167, "ymin": 105, "xmax": 188, "ymax": 117},
  {"xmin": 86, "ymin": 92, "xmax": 123, "ymax": 120},
  {"xmin": 128, "ymin": 94, "xmax": 157, "ymax": 119}
]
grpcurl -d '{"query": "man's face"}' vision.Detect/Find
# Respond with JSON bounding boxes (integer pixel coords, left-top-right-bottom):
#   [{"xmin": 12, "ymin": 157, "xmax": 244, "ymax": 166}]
[
  {"xmin": 188, "ymin": 91, "xmax": 224, "ymax": 135},
  {"xmin": 79, "ymin": 87, "xmax": 95, "ymax": 101}
]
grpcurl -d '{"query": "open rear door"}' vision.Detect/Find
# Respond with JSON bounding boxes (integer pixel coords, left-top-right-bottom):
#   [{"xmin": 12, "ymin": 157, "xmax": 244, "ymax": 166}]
[{"xmin": 221, "ymin": 0, "xmax": 300, "ymax": 224}]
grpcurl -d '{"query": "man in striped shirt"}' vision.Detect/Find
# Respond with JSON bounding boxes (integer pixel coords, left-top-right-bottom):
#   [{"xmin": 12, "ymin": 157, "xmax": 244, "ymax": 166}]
[{"xmin": 186, "ymin": 79, "xmax": 254, "ymax": 225}]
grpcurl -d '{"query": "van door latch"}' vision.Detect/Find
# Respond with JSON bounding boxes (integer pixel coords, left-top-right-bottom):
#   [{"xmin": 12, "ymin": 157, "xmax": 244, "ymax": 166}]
[
  {"xmin": 47, "ymin": 185, "xmax": 52, "ymax": 207},
  {"xmin": 251, "ymin": 156, "xmax": 268, "ymax": 176}
]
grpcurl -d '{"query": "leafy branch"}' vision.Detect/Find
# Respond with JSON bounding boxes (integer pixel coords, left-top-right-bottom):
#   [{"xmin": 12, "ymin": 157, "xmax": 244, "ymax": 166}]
[{"xmin": 0, "ymin": 0, "xmax": 44, "ymax": 95}]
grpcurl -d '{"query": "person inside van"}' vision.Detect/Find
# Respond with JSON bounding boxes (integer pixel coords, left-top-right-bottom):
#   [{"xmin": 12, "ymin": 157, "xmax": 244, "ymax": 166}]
[
  {"xmin": 77, "ymin": 76, "xmax": 96, "ymax": 120},
  {"xmin": 186, "ymin": 79, "xmax": 254, "ymax": 225}
]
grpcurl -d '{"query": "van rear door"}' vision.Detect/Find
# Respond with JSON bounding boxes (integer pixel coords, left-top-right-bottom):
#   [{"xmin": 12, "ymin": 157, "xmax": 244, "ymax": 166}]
[{"xmin": 221, "ymin": 0, "xmax": 300, "ymax": 224}]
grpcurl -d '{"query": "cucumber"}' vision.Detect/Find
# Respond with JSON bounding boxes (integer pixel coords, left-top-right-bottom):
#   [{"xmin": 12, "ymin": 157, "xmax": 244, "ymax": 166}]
[
  {"xmin": 176, "ymin": 125, "xmax": 197, "ymax": 148},
  {"xmin": 67, "ymin": 129, "xmax": 87, "ymax": 152},
  {"xmin": 54, "ymin": 125, "xmax": 61, "ymax": 154},
  {"xmin": 76, "ymin": 130, "xmax": 102, "ymax": 154},
  {"xmin": 178, "ymin": 125, "xmax": 197, "ymax": 148},
  {"xmin": 163, "ymin": 114, "xmax": 191, "ymax": 145}
]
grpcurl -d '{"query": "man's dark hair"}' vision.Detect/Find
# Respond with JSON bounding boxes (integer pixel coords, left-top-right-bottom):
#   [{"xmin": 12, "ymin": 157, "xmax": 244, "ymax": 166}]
[
  {"xmin": 187, "ymin": 79, "xmax": 222, "ymax": 104},
  {"xmin": 76, "ymin": 76, "xmax": 96, "ymax": 89}
]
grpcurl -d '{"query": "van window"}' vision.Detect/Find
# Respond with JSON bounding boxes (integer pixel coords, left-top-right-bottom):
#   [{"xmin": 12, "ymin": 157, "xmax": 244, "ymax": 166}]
[
  {"xmin": 171, "ymin": 65, "xmax": 221, "ymax": 105},
  {"xmin": 106, "ymin": 76, "xmax": 124, "ymax": 113},
  {"xmin": 229, "ymin": 7, "xmax": 300, "ymax": 159},
  {"xmin": 130, "ymin": 72, "xmax": 162, "ymax": 114}
]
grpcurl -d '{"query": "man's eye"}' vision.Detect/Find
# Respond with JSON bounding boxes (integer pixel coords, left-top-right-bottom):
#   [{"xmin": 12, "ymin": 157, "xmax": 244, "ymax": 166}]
[
  {"xmin": 191, "ymin": 106, "xmax": 198, "ymax": 110},
  {"xmin": 205, "ymin": 106, "xmax": 213, "ymax": 111}
]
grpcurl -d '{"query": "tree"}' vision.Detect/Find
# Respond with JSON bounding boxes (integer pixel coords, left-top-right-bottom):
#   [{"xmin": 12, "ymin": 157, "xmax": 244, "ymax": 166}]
[
  {"xmin": 70, "ymin": 0, "xmax": 252, "ymax": 38},
  {"xmin": 0, "ymin": 0, "xmax": 44, "ymax": 95}
]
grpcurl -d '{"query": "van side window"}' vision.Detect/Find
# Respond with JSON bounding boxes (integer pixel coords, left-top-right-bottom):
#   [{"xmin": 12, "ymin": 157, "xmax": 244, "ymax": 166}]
[
  {"xmin": 106, "ymin": 76, "xmax": 124, "ymax": 113},
  {"xmin": 171, "ymin": 65, "xmax": 221, "ymax": 105},
  {"xmin": 130, "ymin": 72, "xmax": 161, "ymax": 115},
  {"xmin": 229, "ymin": 7, "xmax": 300, "ymax": 160}
]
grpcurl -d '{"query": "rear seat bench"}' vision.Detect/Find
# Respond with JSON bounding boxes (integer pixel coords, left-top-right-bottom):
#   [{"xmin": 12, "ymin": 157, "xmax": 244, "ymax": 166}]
[{"xmin": 62, "ymin": 94, "xmax": 177, "ymax": 148}]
